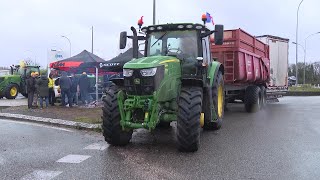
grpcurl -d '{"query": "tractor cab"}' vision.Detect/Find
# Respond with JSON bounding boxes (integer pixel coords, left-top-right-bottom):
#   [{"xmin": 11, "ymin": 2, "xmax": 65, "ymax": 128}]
[{"xmin": 120, "ymin": 23, "xmax": 224, "ymax": 80}]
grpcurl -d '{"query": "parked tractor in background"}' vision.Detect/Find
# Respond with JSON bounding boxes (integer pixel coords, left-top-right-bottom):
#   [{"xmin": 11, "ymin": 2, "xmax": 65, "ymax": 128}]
[
  {"xmin": 0, "ymin": 63, "xmax": 40, "ymax": 99},
  {"xmin": 102, "ymin": 17, "xmax": 225, "ymax": 152}
]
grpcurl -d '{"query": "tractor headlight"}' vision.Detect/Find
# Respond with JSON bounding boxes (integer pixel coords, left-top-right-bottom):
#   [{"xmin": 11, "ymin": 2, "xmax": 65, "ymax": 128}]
[
  {"xmin": 123, "ymin": 69, "xmax": 133, "ymax": 77},
  {"xmin": 140, "ymin": 67, "xmax": 157, "ymax": 77}
]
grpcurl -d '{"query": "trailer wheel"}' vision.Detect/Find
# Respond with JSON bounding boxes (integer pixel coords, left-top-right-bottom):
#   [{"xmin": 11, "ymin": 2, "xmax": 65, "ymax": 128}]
[
  {"xmin": 101, "ymin": 84, "xmax": 132, "ymax": 146},
  {"xmin": 244, "ymin": 85, "xmax": 261, "ymax": 113},
  {"xmin": 177, "ymin": 87, "xmax": 202, "ymax": 152},
  {"xmin": 5, "ymin": 84, "xmax": 19, "ymax": 99},
  {"xmin": 260, "ymin": 86, "xmax": 267, "ymax": 109},
  {"xmin": 203, "ymin": 71, "xmax": 225, "ymax": 130}
]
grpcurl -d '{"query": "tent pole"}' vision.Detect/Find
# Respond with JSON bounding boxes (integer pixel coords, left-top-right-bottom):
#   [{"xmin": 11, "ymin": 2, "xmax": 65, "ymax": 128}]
[{"xmin": 96, "ymin": 66, "xmax": 99, "ymax": 103}]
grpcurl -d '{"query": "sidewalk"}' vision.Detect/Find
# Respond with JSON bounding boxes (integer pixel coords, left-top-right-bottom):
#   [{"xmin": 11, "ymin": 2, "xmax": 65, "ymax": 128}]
[{"xmin": 0, "ymin": 99, "xmax": 103, "ymax": 131}]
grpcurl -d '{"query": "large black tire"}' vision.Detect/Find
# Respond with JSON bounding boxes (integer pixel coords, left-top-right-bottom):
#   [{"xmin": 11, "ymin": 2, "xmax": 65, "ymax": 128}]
[
  {"xmin": 260, "ymin": 86, "xmax": 267, "ymax": 109},
  {"xmin": 5, "ymin": 84, "xmax": 19, "ymax": 99},
  {"xmin": 102, "ymin": 84, "xmax": 132, "ymax": 146},
  {"xmin": 203, "ymin": 71, "xmax": 225, "ymax": 130},
  {"xmin": 177, "ymin": 87, "xmax": 202, "ymax": 152},
  {"xmin": 244, "ymin": 85, "xmax": 261, "ymax": 113}
]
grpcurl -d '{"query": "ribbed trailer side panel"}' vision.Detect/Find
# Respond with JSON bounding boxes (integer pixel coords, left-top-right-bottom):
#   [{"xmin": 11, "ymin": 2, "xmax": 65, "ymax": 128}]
[{"xmin": 256, "ymin": 35, "xmax": 289, "ymax": 88}]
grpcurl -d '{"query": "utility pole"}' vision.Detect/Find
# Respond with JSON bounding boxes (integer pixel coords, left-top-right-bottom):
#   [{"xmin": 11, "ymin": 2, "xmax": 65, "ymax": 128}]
[
  {"xmin": 153, "ymin": 0, "xmax": 156, "ymax": 25},
  {"xmin": 91, "ymin": 26, "xmax": 94, "ymax": 54},
  {"xmin": 295, "ymin": 0, "xmax": 305, "ymax": 86}
]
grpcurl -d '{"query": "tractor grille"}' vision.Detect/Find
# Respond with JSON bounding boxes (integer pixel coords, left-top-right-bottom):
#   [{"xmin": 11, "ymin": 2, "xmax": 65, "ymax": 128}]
[{"xmin": 124, "ymin": 66, "xmax": 164, "ymax": 96}]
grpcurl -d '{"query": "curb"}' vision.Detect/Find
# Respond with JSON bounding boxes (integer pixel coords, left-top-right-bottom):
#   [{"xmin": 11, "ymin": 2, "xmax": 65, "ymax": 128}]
[
  {"xmin": 285, "ymin": 91, "xmax": 320, "ymax": 96},
  {"xmin": 0, "ymin": 113, "xmax": 101, "ymax": 131}
]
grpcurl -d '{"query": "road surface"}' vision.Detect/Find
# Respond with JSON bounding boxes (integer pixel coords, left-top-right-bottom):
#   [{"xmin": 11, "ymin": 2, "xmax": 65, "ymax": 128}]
[{"xmin": 1, "ymin": 96, "xmax": 320, "ymax": 180}]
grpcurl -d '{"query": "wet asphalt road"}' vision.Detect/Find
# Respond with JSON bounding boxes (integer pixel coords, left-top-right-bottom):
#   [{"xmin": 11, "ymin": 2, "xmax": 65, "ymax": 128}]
[{"xmin": 1, "ymin": 96, "xmax": 320, "ymax": 180}]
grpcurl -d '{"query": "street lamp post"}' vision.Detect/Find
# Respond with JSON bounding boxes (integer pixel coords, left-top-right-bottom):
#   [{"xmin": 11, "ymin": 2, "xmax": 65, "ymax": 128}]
[
  {"xmin": 61, "ymin": 35, "xmax": 72, "ymax": 57},
  {"xmin": 295, "ymin": 0, "xmax": 305, "ymax": 85},
  {"xmin": 304, "ymin": 32, "xmax": 320, "ymax": 84},
  {"xmin": 293, "ymin": 42, "xmax": 306, "ymax": 85},
  {"xmin": 153, "ymin": 0, "xmax": 156, "ymax": 25}
]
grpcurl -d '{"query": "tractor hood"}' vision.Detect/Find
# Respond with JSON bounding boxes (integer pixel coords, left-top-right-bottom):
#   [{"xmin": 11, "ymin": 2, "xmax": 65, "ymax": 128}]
[{"xmin": 123, "ymin": 56, "xmax": 180, "ymax": 69}]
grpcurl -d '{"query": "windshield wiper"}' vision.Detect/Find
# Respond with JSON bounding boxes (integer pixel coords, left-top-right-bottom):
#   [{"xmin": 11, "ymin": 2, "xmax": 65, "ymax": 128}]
[{"xmin": 151, "ymin": 32, "xmax": 168, "ymax": 47}]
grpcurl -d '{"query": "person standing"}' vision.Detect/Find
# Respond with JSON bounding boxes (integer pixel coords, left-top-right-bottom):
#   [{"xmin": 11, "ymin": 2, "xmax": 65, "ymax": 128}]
[
  {"xmin": 79, "ymin": 72, "xmax": 90, "ymax": 105},
  {"xmin": 33, "ymin": 71, "xmax": 40, "ymax": 107},
  {"xmin": 27, "ymin": 72, "xmax": 36, "ymax": 109},
  {"xmin": 48, "ymin": 74, "xmax": 55, "ymax": 106},
  {"xmin": 59, "ymin": 72, "xmax": 72, "ymax": 107},
  {"xmin": 36, "ymin": 75, "xmax": 49, "ymax": 109},
  {"xmin": 70, "ymin": 74, "xmax": 79, "ymax": 106}
]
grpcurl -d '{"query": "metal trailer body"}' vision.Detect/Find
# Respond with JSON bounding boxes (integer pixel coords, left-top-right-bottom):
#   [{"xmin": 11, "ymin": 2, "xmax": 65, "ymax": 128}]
[
  {"xmin": 256, "ymin": 35, "xmax": 289, "ymax": 101},
  {"xmin": 211, "ymin": 29, "xmax": 289, "ymax": 112}
]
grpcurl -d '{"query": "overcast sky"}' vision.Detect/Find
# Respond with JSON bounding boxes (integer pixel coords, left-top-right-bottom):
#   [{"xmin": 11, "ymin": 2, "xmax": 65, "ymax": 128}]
[{"xmin": 0, "ymin": 0, "xmax": 319, "ymax": 68}]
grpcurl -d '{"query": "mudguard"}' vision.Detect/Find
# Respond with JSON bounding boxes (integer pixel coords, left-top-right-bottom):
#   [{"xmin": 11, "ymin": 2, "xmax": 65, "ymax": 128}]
[{"xmin": 208, "ymin": 61, "xmax": 224, "ymax": 87}]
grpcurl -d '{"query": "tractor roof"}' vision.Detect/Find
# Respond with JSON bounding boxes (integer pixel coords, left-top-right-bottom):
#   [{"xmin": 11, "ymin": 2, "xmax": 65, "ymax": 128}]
[{"xmin": 141, "ymin": 23, "xmax": 211, "ymax": 34}]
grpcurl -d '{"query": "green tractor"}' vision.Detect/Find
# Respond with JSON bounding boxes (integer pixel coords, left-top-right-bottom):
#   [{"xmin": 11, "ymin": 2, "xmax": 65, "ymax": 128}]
[
  {"xmin": 0, "ymin": 65, "xmax": 40, "ymax": 99},
  {"xmin": 102, "ymin": 21, "xmax": 225, "ymax": 152}
]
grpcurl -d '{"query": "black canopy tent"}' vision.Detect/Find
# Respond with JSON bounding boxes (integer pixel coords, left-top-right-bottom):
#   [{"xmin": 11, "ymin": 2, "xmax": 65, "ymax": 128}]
[
  {"xmin": 78, "ymin": 48, "xmax": 143, "ymax": 101},
  {"xmin": 98, "ymin": 48, "xmax": 144, "ymax": 72},
  {"xmin": 50, "ymin": 50, "xmax": 105, "ymax": 72}
]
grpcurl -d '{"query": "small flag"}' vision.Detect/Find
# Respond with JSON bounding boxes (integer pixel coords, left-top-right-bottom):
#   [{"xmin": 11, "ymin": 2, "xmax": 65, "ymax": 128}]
[{"xmin": 206, "ymin": 12, "xmax": 215, "ymax": 25}]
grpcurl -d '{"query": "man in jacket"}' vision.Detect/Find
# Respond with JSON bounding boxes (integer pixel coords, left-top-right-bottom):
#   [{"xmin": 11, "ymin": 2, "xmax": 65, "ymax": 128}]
[
  {"xmin": 59, "ymin": 71, "xmax": 72, "ymax": 107},
  {"xmin": 27, "ymin": 72, "xmax": 36, "ymax": 109},
  {"xmin": 70, "ymin": 74, "xmax": 79, "ymax": 106},
  {"xmin": 48, "ymin": 74, "xmax": 55, "ymax": 106},
  {"xmin": 36, "ymin": 75, "xmax": 49, "ymax": 109},
  {"xmin": 79, "ymin": 72, "xmax": 90, "ymax": 105},
  {"xmin": 32, "ymin": 72, "xmax": 40, "ymax": 107}
]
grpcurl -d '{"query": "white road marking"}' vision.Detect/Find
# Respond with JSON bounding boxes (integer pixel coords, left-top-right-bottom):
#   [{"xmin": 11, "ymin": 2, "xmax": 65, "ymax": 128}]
[
  {"xmin": 0, "ymin": 156, "xmax": 5, "ymax": 165},
  {"xmin": 56, "ymin": 154, "xmax": 91, "ymax": 164},
  {"xmin": 20, "ymin": 170, "xmax": 62, "ymax": 180},
  {"xmin": 84, "ymin": 143, "xmax": 109, "ymax": 151},
  {"xmin": 0, "ymin": 119, "xmax": 74, "ymax": 132}
]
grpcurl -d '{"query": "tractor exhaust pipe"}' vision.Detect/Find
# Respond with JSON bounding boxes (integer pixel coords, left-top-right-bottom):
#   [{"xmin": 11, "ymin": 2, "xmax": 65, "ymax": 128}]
[{"xmin": 130, "ymin": 26, "xmax": 139, "ymax": 59}]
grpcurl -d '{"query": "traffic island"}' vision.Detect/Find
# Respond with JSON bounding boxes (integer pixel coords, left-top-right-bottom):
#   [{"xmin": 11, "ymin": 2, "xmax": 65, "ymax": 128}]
[{"xmin": 0, "ymin": 105, "xmax": 102, "ymax": 131}]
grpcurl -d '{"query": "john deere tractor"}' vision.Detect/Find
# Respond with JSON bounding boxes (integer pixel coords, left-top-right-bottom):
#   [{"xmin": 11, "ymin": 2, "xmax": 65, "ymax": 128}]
[
  {"xmin": 102, "ymin": 20, "xmax": 225, "ymax": 152},
  {"xmin": 0, "ymin": 64, "xmax": 40, "ymax": 99}
]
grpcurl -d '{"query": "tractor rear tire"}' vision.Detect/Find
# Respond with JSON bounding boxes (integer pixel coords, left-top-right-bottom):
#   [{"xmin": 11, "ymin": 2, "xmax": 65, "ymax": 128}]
[
  {"xmin": 260, "ymin": 86, "xmax": 267, "ymax": 109},
  {"xmin": 244, "ymin": 85, "xmax": 261, "ymax": 113},
  {"xmin": 5, "ymin": 84, "xmax": 19, "ymax": 99},
  {"xmin": 177, "ymin": 87, "xmax": 202, "ymax": 152},
  {"xmin": 203, "ymin": 71, "xmax": 225, "ymax": 130},
  {"xmin": 102, "ymin": 84, "xmax": 132, "ymax": 146}
]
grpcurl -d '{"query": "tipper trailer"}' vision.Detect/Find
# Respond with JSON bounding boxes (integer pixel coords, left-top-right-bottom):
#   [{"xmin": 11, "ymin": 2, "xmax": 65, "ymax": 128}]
[{"xmin": 211, "ymin": 29, "xmax": 289, "ymax": 112}]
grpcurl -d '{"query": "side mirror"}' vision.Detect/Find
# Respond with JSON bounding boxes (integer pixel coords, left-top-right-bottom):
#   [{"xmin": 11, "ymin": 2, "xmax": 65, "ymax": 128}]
[
  {"xmin": 214, "ymin": 24, "xmax": 224, "ymax": 45},
  {"xmin": 119, "ymin": 31, "xmax": 127, "ymax": 49}
]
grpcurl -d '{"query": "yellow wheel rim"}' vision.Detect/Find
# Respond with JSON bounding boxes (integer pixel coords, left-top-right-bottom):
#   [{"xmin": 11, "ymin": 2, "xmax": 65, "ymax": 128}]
[
  {"xmin": 217, "ymin": 84, "xmax": 224, "ymax": 118},
  {"xmin": 10, "ymin": 86, "xmax": 18, "ymax": 97},
  {"xmin": 200, "ymin": 113, "xmax": 204, "ymax": 128}
]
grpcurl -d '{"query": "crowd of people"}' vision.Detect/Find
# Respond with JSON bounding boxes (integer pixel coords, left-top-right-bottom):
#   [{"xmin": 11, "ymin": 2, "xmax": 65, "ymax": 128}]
[{"xmin": 26, "ymin": 71, "xmax": 91, "ymax": 109}]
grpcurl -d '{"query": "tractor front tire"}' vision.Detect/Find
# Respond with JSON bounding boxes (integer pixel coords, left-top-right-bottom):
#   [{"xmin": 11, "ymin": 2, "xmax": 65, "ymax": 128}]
[
  {"xmin": 203, "ymin": 71, "xmax": 225, "ymax": 130},
  {"xmin": 244, "ymin": 85, "xmax": 261, "ymax": 113},
  {"xmin": 177, "ymin": 87, "xmax": 202, "ymax": 152},
  {"xmin": 5, "ymin": 84, "xmax": 19, "ymax": 99},
  {"xmin": 102, "ymin": 84, "xmax": 132, "ymax": 146}
]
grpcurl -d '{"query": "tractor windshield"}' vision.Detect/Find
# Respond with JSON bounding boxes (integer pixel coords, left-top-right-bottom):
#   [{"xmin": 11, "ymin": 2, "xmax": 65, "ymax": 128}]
[{"xmin": 147, "ymin": 30, "xmax": 198, "ymax": 59}]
